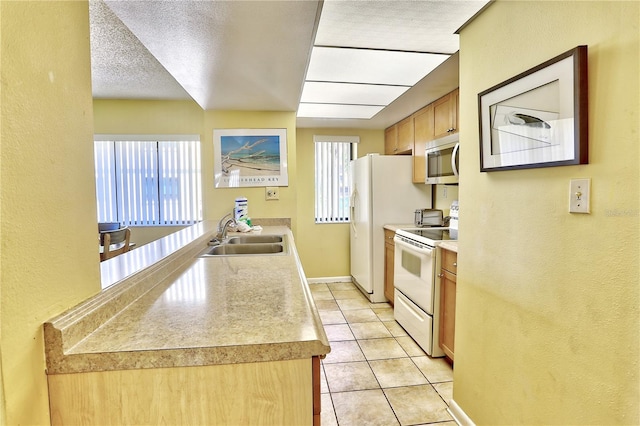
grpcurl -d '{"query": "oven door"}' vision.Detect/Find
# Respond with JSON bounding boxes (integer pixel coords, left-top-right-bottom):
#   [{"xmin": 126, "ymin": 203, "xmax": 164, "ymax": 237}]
[{"xmin": 393, "ymin": 236, "xmax": 436, "ymax": 315}]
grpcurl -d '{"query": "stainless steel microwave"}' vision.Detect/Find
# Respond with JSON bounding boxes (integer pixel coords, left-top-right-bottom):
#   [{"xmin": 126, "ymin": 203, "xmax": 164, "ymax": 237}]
[{"xmin": 425, "ymin": 134, "xmax": 459, "ymax": 185}]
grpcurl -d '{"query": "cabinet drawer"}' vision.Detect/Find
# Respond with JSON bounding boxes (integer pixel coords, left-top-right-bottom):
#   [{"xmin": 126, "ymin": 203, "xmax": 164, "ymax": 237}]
[{"xmin": 441, "ymin": 249, "xmax": 457, "ymax": 274}]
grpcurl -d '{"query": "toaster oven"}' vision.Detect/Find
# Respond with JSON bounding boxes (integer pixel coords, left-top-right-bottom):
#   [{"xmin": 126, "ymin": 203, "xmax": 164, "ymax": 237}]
[{"xmin": 414, "ymin": 209, "xmax": 443, "ymax": 227}]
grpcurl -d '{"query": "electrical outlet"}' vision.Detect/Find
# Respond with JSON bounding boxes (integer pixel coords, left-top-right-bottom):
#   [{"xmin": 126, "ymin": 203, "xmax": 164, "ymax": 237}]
[
  {"xmin": 265, "ymin": 186, "xmax": 279, "ymax": 200},
  {"xmin": 569, "ymin": 178, "xmax": 590, "ymax": 213}
]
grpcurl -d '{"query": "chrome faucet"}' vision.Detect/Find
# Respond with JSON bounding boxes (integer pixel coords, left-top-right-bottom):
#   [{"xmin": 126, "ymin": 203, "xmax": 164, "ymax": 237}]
[{"xmin": 216, "ymin": 211, "xmax": 237, "ymax": 241}]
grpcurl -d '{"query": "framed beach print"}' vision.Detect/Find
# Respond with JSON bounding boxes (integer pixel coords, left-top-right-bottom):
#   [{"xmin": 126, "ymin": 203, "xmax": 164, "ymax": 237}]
[
  {"xmin": 478, "ymin": 45, "xmax": 588, "ymax": 172},
  {"xmin": 213, "ymin": 128, "xmax": 288, "ymax": 188}
]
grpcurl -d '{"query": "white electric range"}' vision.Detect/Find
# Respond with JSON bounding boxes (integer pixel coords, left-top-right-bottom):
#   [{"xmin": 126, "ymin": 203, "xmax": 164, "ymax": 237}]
[{"xmin": 393, "ymin": 227, "xmax": 456, "ymax": 357}]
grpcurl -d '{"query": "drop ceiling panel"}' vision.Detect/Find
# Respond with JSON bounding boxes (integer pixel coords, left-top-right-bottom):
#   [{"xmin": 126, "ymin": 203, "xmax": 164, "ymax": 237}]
[
  {"xmin": 306, "ymin": 47, "xmax": 449, "ymax": 86},
  {"xmin": 300, "ymin": 82, "xmax": 409, "ymax": 106},
  {"xmin": 297, "ymin": 103, "xmax": 384, "ymax": 119},
  {"xmin": 315, "ymin": 0, "xmax": 490, "ymax": 53},
  {"xmin": 102, "ymin": 0, "xmax": 320, "ymax": 110}
]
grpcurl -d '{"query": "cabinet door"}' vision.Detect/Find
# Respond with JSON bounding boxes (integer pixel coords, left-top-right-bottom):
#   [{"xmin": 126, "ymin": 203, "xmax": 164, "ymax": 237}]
[
  {"xmin": 412, "ymin": 104, "xmax": 434, "ymax": 183},
  {"xmin": 439, "ymin": 268, "xmax": 456, "ymax": 361},
  {"xmin": 384, "ymin": 125, "xmax": 398, "ymax": 155},
  {"xmin": 452, "ymin": 88, "xmax": 459, "ymax": 135},
  {"xmin": 383, "ymin": 229, "xmax": 395, "ymax": 305},
  {"xmin": 433, "ymin": 92, "xmax": 456, "ymax": 140},
  {"xmin": 396, "ymin": 116, "xmax": 414, "ymax": 154}
]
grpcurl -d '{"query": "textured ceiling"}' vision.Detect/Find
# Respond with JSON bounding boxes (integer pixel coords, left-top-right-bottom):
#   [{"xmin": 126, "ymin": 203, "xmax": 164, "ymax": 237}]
[{"xmin": 89, "ymin": 0, "xmax": 491, "ymax": 129}]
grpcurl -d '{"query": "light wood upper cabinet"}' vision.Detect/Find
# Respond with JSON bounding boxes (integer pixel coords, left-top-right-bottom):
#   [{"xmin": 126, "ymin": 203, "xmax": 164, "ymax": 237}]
[
  {"xmin": 433, "ymin": 89, "xmax": 459, "ymax": 140},
  {"xmin": 384, "ymin": 117, "xmax": 413, "ymax": 155},
  {"xmin": 383, "ymin": 87, "xmax": 458, "ymax": 182},
  {"xmin": 412, "ymin": 104, "xmax": 434, "ymax": 183},
  {"xmin": 384, "ymin": 125, "xmax": 398, "ymax": 155},
  {"xmin": 396, "ymin": 116, "xmax": 414, "ymax": 154}
]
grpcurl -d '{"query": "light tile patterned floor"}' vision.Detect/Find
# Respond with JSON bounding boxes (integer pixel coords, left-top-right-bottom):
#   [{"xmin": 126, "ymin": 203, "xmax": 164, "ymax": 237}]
[{"xmin": 310, "ymin": 282, "xmax": 456, "ymax": 426}]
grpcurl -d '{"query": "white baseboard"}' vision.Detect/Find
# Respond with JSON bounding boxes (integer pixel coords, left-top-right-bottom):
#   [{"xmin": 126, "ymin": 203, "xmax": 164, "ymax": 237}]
[
  {"xmin": 307, "ymin": 276, "xmax": 352, "ymax": 284},
  {"xmin": 448, "ymin": 399, "xmax": 475, "ymax": 426}
]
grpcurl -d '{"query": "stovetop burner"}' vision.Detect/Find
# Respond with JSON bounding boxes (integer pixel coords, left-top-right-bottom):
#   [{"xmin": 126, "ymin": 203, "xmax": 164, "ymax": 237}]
[{"xmin": 396, "ymin": 227, "xmax": 456, "ymax": 246}]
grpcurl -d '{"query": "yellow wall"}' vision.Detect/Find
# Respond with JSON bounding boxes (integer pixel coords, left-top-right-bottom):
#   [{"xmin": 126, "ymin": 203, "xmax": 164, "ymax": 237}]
[
  {"xmin": 455, "ymin": 1, "xmax": 639, "ymax": 424},
  {"xmin": 0, "ymin": 2, "xmax": 101, "ymax": 424},
  {"xmin": 202, "ymin": 110, "xmax": 299, "ymax": 232},
  {"xmin": 295, "ymin": 128, "xmax": 384, "ymax": 278}
]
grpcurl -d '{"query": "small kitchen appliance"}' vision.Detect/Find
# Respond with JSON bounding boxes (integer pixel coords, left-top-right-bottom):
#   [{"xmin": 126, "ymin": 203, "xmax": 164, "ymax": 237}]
[
  {"xmin": 449, "ymin": 200, "xmax": 459, "ymax": 239},
  {"xmin": 414, "ymin": 208, "xmax": 444, "ymax": 227},
  {"xmin": 393, "ymin": 227, "xmax": 457, "ymax": 357}
]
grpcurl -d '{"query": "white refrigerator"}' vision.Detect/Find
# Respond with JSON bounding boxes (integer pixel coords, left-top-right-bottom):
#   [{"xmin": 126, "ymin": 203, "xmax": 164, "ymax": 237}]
[{"xmin": 350, "ymin": 154, "xmax": 432, "ymax": 303}]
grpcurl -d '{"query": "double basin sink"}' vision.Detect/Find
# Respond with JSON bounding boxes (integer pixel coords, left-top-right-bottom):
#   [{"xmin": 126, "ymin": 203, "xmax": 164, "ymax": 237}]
[{"xmin": 200, "ymin": 234, "xmax": 287, "ymax": 257}]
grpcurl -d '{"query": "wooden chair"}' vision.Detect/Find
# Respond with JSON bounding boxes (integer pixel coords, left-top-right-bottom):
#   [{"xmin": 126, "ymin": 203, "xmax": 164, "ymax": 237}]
[
  {"xmin": 99, "ymin": 227, "xmax": 131, "ymax": 261},
  {"xmin": 98, "ymin": 222, "xmax": 121, "ymax": 232}
]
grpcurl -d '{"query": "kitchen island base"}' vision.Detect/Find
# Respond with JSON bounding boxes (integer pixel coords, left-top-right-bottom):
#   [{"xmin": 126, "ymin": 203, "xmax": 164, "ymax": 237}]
[
  {"xmin": 44, "ymin": 223, "xmax": 328, "ymax": 426},
  {"xmin": 49, "ymin": 357, "xmax": 317, "ymax": 425}
]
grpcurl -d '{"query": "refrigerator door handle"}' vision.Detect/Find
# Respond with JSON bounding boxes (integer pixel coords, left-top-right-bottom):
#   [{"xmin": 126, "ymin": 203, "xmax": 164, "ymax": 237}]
[{"xmin": 350, "ymin": 189, "xmax": 357, "ymax": 236}]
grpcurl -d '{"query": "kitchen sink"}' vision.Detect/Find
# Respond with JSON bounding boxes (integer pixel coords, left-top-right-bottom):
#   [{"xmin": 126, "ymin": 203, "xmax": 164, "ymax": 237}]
[
  {"xmin": 226, "ymin": 235, "xmax": 283, "ymax": 244},
  {"xmin": 200, "ymin": 235, "xmax": 288, "ymax": 257}
]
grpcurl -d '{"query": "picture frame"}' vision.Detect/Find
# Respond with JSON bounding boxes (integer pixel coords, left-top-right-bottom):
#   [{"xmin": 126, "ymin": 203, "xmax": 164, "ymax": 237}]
[
  {"xmin": 213, "ymin": 128, "xmax": 288, "ymax": 188},
  {"xmin": 478, "ymin": 45, "xmax": 588, "ymax": 172}
]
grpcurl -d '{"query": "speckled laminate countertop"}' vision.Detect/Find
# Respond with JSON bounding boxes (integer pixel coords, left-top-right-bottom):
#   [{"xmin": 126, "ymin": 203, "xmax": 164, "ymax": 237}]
[
  {"xmin": 44, "ymin": 222, "xmax": 330, "ymax": 374},
  {"xmin": 438, "ymin": 240, "xmax": 458, "ymax": 253},
  {"xmin": 383, "ymin": 223, "xmax": 416, "ymax": 232}
]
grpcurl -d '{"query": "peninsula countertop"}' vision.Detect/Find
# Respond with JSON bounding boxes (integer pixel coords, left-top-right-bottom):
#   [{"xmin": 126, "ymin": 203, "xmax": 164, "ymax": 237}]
[{"xmin": 44, "ymin": 223, "xmax": 330, "ymax": 375}]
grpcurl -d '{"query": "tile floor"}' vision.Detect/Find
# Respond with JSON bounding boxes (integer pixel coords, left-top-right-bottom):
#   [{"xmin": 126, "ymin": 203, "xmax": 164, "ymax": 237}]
[{"xmin": 310, "ymin": 281, "xmax": 455, "ymax": 426}]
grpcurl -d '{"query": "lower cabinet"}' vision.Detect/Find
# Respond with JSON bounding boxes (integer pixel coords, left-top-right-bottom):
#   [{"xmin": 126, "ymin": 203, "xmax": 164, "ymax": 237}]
[
  {"xmin": 48, "ymin": 357, "xmax": 319, "ymax": 425},
  {"xmin": 384, "ymin": 229, "xmax": 396, "ymax": 306},
  {"xmin": 439, "ymin": 248, "xmax": 457, "ymax": 361}
]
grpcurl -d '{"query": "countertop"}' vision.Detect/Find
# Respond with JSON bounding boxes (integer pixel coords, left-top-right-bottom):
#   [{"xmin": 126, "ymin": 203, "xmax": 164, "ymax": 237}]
[
  {"xmin": 383, "ymin": 223, "xmax": 416, "ymax": 232},
  {"xmin": 438, "ymin": 240, "xmax": 459, "ymax": 253},
  {"xmin": 44, "ymin": 223, "xmax": 330, "ymax": 374}
]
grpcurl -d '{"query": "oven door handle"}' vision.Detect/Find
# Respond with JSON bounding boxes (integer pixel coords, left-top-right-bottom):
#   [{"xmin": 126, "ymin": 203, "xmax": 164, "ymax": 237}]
[{"xmin": 393, "ymin": 236, "xmax": 434, "ymax": 257}]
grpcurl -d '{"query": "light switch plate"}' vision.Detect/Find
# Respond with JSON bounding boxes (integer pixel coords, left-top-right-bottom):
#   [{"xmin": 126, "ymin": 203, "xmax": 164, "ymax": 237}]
[{"xmin": 569, "ymin": 178, "xmax": 590, "ymax": 213}]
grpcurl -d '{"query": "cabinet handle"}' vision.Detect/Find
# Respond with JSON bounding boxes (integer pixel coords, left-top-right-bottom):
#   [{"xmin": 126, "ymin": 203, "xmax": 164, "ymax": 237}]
[
  {"xmin": 453, "ymin": 262, "xmax": 457, "ymax": 267},
  {"xmin": 438, "ymin": 273, "xmax": 444, "ymax": 278}
]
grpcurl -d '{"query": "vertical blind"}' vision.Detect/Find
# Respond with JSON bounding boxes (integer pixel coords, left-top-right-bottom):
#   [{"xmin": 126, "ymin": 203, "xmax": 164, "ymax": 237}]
[
  {"xmin": 94, "ymin": 136, "xmax": 202, "ymax": 226},
  {"xmin": 314, "ymin": 136, "xmax": 358, "ymax": 223}
]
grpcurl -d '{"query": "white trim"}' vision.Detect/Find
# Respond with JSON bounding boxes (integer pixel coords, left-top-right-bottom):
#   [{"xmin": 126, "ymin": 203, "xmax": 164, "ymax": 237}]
[
  {"xmin": 307, "ymin": 276, "xmax": 352, "ymax": 284},
  {"xmin": 95, "ymin": 134, "xmax": 201, "ymax": 142},
  {"xmin": 313, "ymin": 135, "xmax": 360, "ymax": 144},
  {"xmin": 448, "ymin": 399, "xmax": 476, "ymax": 426}
]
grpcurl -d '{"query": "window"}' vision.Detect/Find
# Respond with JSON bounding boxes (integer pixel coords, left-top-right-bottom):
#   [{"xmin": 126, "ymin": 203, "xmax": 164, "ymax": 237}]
[
  {"xmin": 94, "ymin": 135, "xmax": 202, "ymax": 226},
  {"xmin": 314, "ymin": 135, "xmax": 358, "ymax": 223}
]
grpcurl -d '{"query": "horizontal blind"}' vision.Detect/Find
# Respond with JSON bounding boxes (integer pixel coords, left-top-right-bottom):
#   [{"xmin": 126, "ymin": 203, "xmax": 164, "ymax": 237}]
[{"xmin": 314, "ymin": 140, "xmax": 352, "ymax": 223}]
